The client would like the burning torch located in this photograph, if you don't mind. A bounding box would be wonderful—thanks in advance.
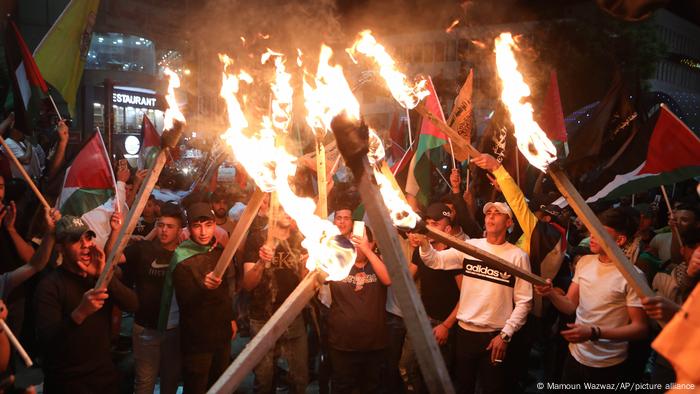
[95,69,186,289]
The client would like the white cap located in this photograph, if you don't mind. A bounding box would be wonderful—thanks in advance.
[483,202,513,219]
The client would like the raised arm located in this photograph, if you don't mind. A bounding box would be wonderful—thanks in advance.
[4,208,61,296]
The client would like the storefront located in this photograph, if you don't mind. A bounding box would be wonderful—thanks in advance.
[83,85,166,163]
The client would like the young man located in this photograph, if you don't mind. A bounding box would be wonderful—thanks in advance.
[242,209,308,393]
[535,207,649,386]
[123,203,184,394]
[34,215,138,393]
[649,203,699,265]
[414,203,463,364]
[414,202,532,394]
[162,202,236,393]
[133,195,159,237]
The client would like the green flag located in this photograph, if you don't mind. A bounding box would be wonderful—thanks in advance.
[157,239,214,331]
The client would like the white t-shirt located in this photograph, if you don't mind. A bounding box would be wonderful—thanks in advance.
[570,255,643,368]
[650,232,672,262]
[2,138,42,180]
[420,238,532,337]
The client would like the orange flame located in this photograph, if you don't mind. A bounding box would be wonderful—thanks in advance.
[262,49,293,133]
[348,30,429,109]
[303,45,360,133]
[446,19,460,33]
[163,68,186,130]
[494,33,556,172]
[219,51,355,280]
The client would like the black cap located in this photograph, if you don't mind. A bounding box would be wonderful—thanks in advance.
[539,204,562,217]
[186,202,215,224]
[425,202,451,222]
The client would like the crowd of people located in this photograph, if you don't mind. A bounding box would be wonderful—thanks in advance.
[0,112,698,394]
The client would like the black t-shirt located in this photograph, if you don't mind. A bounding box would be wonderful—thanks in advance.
[413,248,461,322]
[328,262,388,351]
[133,217,156,237]
[123,240,174,329]
[243,228,305,321]
[34,267,137,389]
[173,247,235,354]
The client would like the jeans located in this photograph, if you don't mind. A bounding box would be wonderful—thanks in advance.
[410,317,457,393]
[330,348,385,394]
[182,346,230,394]
[561,353,628,391]
[132,324,182,394]
[385,312,407,393]
[250,315,308,393]
[454,327,505,394]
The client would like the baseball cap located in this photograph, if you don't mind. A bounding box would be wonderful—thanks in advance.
[539,204,562,218]
[483,202,513,219]
[425,202,452,222]
[55,215,96,243]
[187,202,215,224]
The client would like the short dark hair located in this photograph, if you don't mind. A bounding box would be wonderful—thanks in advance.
[675,203,700,221]
[159,202,184,224]
[209,187,230,203]
[598,207,639,240]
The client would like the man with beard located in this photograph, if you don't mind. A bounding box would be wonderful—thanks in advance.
[35,215,138,393]
[123,203,184,394]
[211,188,236,235]
[243,208,308,393]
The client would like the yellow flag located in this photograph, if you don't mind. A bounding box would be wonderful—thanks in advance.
[33,0,100,117]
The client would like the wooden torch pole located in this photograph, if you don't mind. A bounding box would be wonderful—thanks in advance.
[315,134,328,218]
[95,121,184,289]
[331,115,455,394]
[548,164,653,298]
[211,189,266,279]
[208,270,327,393]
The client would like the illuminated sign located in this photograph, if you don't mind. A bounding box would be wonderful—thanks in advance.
[112,91,159,108]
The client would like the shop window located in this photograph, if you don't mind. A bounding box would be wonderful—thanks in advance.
[93,103,104,130]
[86,33,156,74]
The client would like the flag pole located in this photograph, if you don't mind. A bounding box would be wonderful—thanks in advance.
[0,136,51,210]
[405,107,413,147]
[0,319,32,367]
[447,138,457,169]
[96,127,120,214]
[661,185,684,248]
[47,94,64,122]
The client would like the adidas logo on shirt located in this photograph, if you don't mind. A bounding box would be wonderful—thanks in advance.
[462,259,515,287]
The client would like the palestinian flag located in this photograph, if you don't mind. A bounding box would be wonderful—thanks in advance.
[405,77,447,206]
[538,70,567,143]
[58,131,117,217]
[4,19,50,132]
[564,105,700,204]
[158,239,215,331]
[138,115,160,170]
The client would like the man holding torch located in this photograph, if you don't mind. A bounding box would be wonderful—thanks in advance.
[411,201,532,394]
[160,202,236,393]
[534,207,649,386]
